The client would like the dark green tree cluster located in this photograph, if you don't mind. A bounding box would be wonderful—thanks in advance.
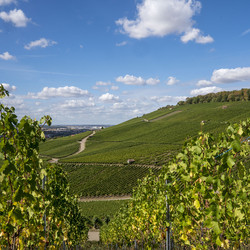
[178,88,250,105]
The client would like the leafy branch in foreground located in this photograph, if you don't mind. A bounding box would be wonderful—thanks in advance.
[0,85,88,248]
[101,119,249,249]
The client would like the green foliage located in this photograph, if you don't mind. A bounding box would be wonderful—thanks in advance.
[62,163,161,197]
[40,130,92,158]
[101,119,250,249]
[164,119,250,248]
[0,85,88,248]
[178,88,250,105]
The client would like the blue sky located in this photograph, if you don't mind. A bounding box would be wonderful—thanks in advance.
[0,0,250,125]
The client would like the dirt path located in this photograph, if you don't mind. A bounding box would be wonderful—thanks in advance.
[79,195,131,202]
[150,110,182,122]
[48,131,96,163]
[72,131,96,156]
[49,158,59,163]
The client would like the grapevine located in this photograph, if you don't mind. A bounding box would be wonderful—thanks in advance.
[101,119,250,249]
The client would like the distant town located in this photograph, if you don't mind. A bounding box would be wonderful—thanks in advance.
[42,125,112,138]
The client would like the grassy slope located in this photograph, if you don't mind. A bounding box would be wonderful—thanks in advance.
[40,130,92,158]
[61,102,250,165]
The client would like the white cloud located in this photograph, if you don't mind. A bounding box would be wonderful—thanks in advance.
[1,95,25,109]
[150,95,186,103]
[116,0,213,43]
[96,81,112,86]
[116,41,127,47]
[166,76,179,86]
[190,86,223,96]
[0,51,15,60]
[116,74,160,85]
[99,93,119,102]
[111,85,119,91]
[60,99,95,109]
[0,9,31,27]
[196,80,212,87]
[211,67,250,83]
[181,28,214,44]
[29,86,90,99]
[0,83,16,92]
[24,38,57,50]
[146,78,160,85]
[0,0,16,6]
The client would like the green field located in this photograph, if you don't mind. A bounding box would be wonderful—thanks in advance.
[62,163,161,197]
[61,102,250,165]
[40,130,92,158]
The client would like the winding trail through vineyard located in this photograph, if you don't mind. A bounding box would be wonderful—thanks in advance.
[48,131,96,163]
[73,131,96,155]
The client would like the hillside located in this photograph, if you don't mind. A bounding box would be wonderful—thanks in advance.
[61,101,250,166]
[38,101,250,199]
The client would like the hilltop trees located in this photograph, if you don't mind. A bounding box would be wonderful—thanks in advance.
[0,85,88,248]
[178,88,250,105]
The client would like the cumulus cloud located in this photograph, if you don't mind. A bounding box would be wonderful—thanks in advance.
[196,80,212,87]
[116,74,160,86]
[29,86,90,99]
[0,51,15,60]
[0,9,31,27]
[24,38,57,50]
[190,86,223,96]
[99,93,119,102]
[150,95,186,103]
[166,76,179,86]
[60,99,95,109]
[0,0,16,6]
[181,28,214,44]
[116,0,213,43]
[0,83,16,92]
[211,67,250,83]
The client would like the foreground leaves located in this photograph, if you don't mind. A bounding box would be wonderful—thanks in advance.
[0,85,88,248]
[101,119,250,249]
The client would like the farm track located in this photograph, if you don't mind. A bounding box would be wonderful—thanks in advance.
[79,195,131,202]
[48,131,95,164]
[59,162,162,169]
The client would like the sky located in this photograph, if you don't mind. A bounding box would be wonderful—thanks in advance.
[0,0,250,125]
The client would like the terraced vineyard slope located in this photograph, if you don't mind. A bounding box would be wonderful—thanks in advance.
[62,101,250,165]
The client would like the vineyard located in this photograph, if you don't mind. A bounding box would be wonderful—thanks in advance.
[61,101,250,165]
[1,82,249,248]
[40,130,92,158]
[101,119,250,249]
[62,163,161,197]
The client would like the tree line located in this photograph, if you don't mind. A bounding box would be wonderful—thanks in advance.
[178,88,250,105]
